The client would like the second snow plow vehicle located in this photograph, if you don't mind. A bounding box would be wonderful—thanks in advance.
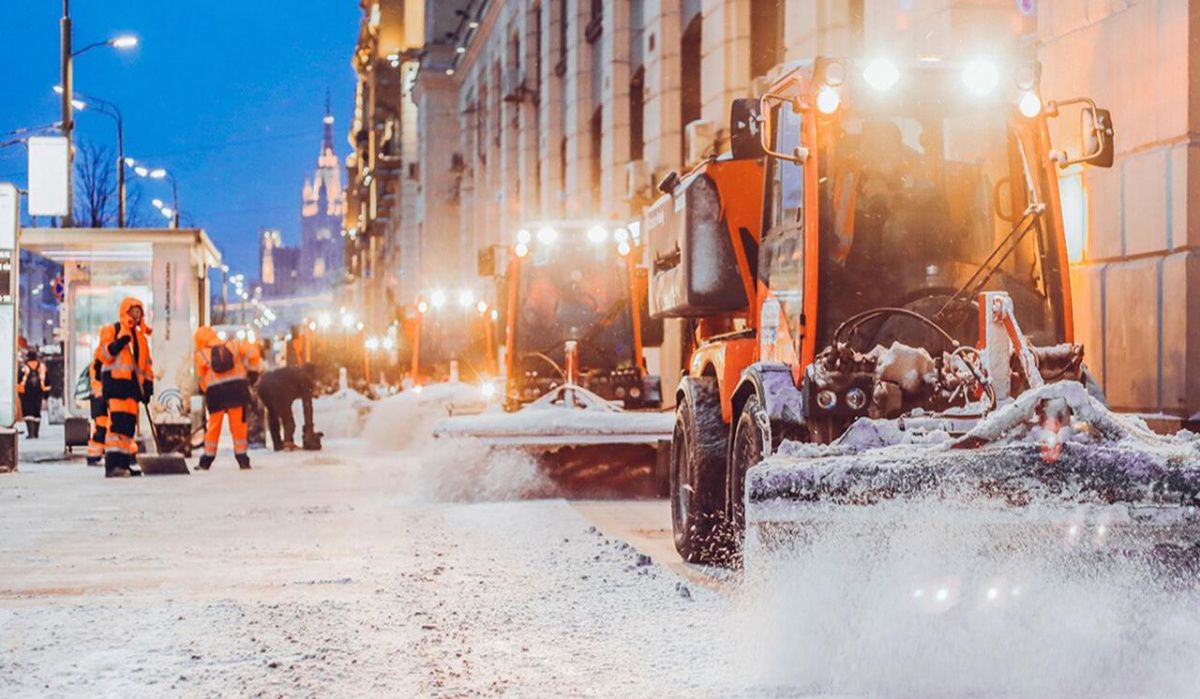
[435,220,673,495]
[649,57,1200,567]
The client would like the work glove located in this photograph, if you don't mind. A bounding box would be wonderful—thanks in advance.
[141,380,154,404]
[106,334,132,357]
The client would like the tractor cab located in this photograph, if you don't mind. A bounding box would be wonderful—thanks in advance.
[744,58,1112,368]
[503,220,662,410]
[405,287,496,386]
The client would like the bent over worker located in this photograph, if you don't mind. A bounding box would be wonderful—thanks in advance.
[194,326,252,470]
[98,297,154,478]
[254,365,316,451]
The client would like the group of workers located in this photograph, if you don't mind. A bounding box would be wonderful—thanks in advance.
[82,296,317,478]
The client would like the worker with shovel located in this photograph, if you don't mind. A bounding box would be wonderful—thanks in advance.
[194,326,253,470]
[98,298,154,478]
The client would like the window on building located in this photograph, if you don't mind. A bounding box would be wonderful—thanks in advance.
[533,3,543,82]
[591,106,602,208]
[557,0,568,74]
[586,0,603,42]
[750,0,784,80]
[559,136,568,200]
[680,15,702,163]
[630,67,645,161]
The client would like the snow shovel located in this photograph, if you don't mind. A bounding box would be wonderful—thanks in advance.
[136,417,190,475]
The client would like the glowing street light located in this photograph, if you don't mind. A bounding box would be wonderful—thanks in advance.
[430,289,448,308]
[127,157,180,228]
[317,313,332,329]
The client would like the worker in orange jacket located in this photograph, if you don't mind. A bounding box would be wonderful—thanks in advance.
[86,343,109,466]
[286,324,310,366]
[98,297,154,478]
[194,326,253,470]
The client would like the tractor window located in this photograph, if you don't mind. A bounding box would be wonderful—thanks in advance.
[760,102,806,354]
[815,105,1059,350]
[513,243,636,374]
[768,103,804,226]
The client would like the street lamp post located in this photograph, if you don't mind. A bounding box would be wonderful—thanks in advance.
[58,0,137,227]
[60,0,73,225]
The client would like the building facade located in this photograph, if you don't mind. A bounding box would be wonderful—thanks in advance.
[345,0,425,333]
[352,0,1198,422]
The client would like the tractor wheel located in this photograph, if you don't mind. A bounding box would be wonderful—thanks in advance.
[727,394,771,565]
[670,377,728,564]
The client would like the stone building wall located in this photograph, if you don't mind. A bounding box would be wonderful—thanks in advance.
[404,0,1198,419]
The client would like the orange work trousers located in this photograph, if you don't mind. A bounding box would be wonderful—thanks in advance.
[104,396,139,458]
[88,396,110,459]
[205,405,248,456]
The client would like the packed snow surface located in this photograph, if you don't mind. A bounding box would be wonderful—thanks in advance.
[5,386,1200,697]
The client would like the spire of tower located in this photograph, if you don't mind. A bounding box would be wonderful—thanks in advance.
[321,89,334,154]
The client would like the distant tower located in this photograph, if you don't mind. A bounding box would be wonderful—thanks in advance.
[259,228,282,287]
[300,93,345,283]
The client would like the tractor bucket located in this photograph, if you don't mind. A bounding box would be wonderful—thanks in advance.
[434,382,674,498]
[744,381,1200,580]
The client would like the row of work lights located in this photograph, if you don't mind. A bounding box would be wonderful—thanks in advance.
[813,57,1043,119]
[513,223,635,258]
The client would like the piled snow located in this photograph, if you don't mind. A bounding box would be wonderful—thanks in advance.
[734,380,1200,695]
[307,388,374,439]
[733,499,1200,697]
[360,382,488,452]
[359,384,551,502]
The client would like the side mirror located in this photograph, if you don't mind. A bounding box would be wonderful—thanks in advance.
[729,98,765,160]
[1047,98,1115,169]
[1082,107,1114,168]
[477,245,506,278]
[657,171,680,195]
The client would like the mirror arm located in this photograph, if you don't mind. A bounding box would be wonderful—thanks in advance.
[1045,96,1107,168]
[758,90,809,165]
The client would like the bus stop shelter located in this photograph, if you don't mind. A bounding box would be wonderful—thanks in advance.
[20,228,221,427]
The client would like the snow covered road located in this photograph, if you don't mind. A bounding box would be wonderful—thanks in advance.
[0,439,757,697]
[4,420,1200,697]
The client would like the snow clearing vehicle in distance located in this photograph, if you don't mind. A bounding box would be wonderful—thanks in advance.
[401,287,500,414]
[435,220,674,496]
[649,57,1200,569]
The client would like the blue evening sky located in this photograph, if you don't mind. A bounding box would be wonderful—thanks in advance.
[0,1,360,276]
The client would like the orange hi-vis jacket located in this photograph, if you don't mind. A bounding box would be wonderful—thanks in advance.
[194,327,252,412]
[89,344,105,398]
[98,297,154,403]
[243,340,263,378]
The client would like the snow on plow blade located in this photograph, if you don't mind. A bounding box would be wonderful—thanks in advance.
[745,382,1200,574]
[433,384,675,497]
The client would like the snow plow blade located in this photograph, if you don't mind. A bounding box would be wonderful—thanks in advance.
[745,382,1200,575]
[434,384,674,498]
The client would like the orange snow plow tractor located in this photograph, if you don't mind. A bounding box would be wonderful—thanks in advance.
[435,220,673,496]
[649,57,1200,569]
[403,288,498,380]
